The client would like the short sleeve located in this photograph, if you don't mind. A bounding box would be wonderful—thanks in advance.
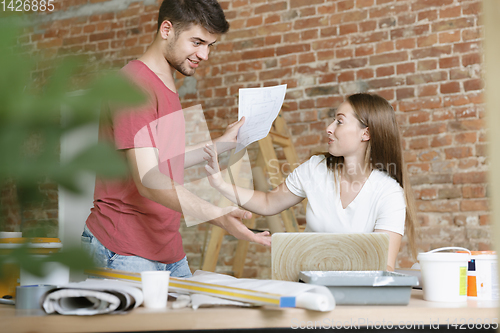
[112,99,158,150]
[285,161,311,198]
[374,186,406,235]
[110,62,160,150]
[285,156,326,198]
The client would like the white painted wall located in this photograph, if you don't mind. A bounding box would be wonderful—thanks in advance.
[59,122,98,281]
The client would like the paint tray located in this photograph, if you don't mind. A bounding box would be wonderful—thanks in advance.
[298,271,419,305]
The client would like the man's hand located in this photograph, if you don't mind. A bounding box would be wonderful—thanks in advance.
[212,206,271,247]
[218,116,245,145]
[184,117,246,169]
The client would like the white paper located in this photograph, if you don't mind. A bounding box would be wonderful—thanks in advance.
[187,270,335,312]
[236,84,287,152]
[42,279,143,315]
[190,294,252,310]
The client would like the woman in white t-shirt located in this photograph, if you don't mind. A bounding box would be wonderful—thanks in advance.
[204,93,417,271]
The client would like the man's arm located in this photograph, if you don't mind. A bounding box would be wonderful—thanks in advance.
[127,147,270,246]
[184,117,245,168]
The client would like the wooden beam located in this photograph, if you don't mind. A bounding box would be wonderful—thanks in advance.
[231,215,255,278]
[201,225,226,272]
[269,131,291,147]
[483,1,500,267]
[202,148,247,272]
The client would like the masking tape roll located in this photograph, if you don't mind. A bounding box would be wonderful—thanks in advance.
[15,285,57,310]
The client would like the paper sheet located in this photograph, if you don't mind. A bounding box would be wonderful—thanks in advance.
[190,294,253,310]
[236,84,287,152]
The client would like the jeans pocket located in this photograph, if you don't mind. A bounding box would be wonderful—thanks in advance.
[106,249,119,263]
[169,256,192,278]
[81,234,95,261]
[81,225,94,243]
[81,234,92,244]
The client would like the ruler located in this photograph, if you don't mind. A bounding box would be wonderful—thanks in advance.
[84,268,296,308]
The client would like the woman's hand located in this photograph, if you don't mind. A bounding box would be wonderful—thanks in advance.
[204,144,224,189]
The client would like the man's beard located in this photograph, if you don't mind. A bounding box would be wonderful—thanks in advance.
[170,60,196,76]
[165,40,196,76]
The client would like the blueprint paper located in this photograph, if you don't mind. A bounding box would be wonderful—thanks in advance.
[236,84,287,153]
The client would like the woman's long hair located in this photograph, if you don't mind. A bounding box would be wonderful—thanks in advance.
[324,93,417,258]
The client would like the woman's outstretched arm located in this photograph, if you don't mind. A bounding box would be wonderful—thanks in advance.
[204,144,304,216]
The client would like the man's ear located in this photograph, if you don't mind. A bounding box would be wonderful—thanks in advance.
[159,20,174,39]
[362,127,370,142]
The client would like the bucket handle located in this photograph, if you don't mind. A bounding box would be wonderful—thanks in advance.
[427,247,471,255]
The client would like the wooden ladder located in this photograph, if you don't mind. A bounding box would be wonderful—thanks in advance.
[201,112,303,277]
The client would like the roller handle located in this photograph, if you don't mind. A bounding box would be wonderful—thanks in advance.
[427,247,471,255]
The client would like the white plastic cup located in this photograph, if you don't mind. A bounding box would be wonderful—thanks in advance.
[417,247,471,302]
[140,271,170,309]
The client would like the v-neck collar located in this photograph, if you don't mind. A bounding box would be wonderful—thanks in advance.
[338,170,374,210]
[132,60,179,96]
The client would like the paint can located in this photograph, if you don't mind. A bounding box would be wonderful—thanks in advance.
[0,237,65,299]
[417,247,471,302]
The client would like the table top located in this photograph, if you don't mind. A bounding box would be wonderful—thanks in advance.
[2,290,498,332]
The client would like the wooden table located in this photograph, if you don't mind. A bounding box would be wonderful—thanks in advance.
[2,290,498,332]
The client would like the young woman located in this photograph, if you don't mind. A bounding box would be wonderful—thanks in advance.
[204,93,417,271]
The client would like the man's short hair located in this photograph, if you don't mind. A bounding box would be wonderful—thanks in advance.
[157,0,230,35]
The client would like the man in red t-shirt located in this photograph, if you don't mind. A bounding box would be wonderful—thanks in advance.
[82,0,271,277]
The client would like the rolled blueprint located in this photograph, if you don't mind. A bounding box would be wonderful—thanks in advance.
[296,292,330,312]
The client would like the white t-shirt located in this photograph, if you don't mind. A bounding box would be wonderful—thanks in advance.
[285,155,406,235]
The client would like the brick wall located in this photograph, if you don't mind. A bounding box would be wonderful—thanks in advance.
[4,0,487,277]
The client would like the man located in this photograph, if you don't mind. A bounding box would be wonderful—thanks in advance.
[82,0,270,278]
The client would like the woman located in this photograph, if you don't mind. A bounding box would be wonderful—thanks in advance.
[204,93,417,271]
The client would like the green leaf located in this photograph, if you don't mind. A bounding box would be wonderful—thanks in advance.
[47,247,95,272]
[43,57,82,101]
[64,142,128,178]
[88,72,147,105]
[0,246,96,279]
[7,243,46,277]
[49,171,81,194]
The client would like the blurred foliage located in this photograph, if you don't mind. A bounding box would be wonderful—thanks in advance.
[0,18,146,278]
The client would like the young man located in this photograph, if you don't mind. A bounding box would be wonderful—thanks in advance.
[82,0,270,278]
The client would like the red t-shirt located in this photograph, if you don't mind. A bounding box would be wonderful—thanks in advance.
[86,60,186,264]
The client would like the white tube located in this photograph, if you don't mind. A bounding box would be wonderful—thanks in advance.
[295,292,334,312]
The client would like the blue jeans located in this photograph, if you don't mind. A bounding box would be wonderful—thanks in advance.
[81,224,192,278]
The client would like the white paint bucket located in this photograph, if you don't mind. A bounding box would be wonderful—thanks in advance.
[417,247,471,302]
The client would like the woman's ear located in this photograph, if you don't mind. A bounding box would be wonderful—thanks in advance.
[362,127,370,142]
[159,20,174,40]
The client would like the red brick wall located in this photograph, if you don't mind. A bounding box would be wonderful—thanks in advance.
[5,0,487,277]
